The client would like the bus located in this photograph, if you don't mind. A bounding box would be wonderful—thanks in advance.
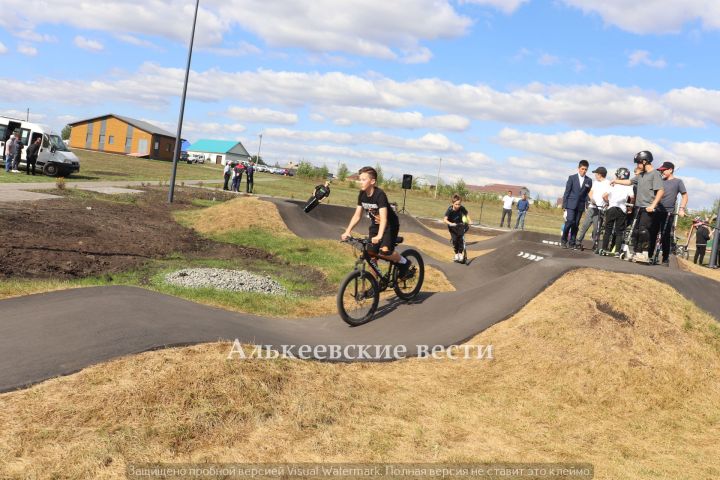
[1,116,81,177]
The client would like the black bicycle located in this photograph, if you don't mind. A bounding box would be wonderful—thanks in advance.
[337,236,424,326]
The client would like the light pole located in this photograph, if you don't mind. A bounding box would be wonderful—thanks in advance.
[709,201,720,268]
[434,157,442,199]
[256,133,263,164]
[168,0,200,203]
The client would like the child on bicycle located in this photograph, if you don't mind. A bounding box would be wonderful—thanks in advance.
[443,194,471,262]
[341,166,412,279]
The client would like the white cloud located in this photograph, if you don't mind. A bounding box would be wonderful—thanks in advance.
[74,36,104,52]
[538,53,560,66]
[18,44,37,56]
[13,30,57,43]
[0,0,470,61]
[318,106,470,131]
[461,0,530,14]
[0,42,7,54]
[561,0,720,34]
[201,41,261,57]
[115,34,161,50]
[263,127,462,153]
[225,106,298,125]
[0,109,45,121]
[5,64,720,129]
[628,50,666,68]
[669,141,720,171]
[495,128,671,166]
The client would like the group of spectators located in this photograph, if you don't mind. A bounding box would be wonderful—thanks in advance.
[499,190,530,230]
[560,151,706,266]
[3,131,41,176]
[223,161,255,193]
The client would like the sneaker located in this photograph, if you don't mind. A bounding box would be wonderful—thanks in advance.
[662,258,670,267]
[561,242,568,249]
[398,260,414,280]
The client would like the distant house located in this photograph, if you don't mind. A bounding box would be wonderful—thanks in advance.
[68,114,178,161]
[467,183,530,199]
[187,139,251,165]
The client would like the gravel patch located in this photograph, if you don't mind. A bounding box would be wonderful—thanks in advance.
[165,268,287,295]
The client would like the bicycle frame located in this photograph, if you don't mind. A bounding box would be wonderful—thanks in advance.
[348,238,397,292]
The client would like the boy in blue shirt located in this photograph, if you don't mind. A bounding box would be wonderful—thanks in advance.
[514,193,530,230]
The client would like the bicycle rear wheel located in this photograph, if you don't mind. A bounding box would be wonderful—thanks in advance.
[394,249,424,300]
[337,270,379,326]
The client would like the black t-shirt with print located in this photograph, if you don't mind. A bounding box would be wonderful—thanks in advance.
[357,187,399,232]
[445,205,468,225]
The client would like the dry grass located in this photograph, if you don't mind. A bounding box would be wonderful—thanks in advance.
[179,196,294,237]
[402,232,492,263]
[677,258,720,282]
[2,269,719,479]
[0,279,82,300]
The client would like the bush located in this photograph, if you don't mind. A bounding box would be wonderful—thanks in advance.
[337,163,349,181]
[296,161,330,180]
[56,177,66,190]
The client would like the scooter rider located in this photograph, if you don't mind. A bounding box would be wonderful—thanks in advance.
[611,151,664,263]
[656,161,688,265]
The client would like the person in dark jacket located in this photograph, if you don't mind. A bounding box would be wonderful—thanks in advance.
[694,218,712,265]
[25,137,41,176]
[245,162,255,193]
[11,137,24,173]
[561,160,593,248]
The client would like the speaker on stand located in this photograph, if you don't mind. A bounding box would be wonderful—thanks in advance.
[399,174,412,214]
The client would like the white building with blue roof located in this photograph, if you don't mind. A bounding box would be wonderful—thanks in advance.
[187,139,251,165]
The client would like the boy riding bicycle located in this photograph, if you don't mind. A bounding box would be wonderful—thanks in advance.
[443,194,471,262]
[341,166,413,279]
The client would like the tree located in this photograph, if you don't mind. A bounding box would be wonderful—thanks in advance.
[452,179,469,199]
[251,155,265,165]
[61,125,71,140]
[374,162,384,185]
[337,163,349,181]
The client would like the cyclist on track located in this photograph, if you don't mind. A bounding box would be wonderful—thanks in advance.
[341,166,412,279]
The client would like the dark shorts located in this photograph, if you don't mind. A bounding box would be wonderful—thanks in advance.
[368,224,400,256]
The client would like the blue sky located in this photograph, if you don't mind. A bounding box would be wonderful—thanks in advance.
[1,0,719,207]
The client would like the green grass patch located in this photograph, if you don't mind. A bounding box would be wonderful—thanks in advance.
[214,227,356,285]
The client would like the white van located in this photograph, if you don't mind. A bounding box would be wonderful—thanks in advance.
[0,116,81,177]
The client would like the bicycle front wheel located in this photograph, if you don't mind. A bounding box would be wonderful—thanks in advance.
[394,248,424,300]
[337,270,380,326]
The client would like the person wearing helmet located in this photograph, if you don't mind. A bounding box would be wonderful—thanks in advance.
[611,151,664,263]
[600,167,634,255]
[656,161,688,265]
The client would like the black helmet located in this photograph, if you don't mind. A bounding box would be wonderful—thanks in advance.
[634,150,653,163]
[615,167,630,180]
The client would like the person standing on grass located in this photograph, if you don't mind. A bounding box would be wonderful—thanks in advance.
[231,162,244,192]
[514,193,529,230]
[11,136,23,173]
[25,137,41,176]
[500,190,514,228]
[561,160,593,249]
[4,132,17,173]
[245,162,254,193]
[223,161,233,190]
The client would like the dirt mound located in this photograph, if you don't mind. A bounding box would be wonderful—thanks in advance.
[1,269,718,479]
[0,187,268,279]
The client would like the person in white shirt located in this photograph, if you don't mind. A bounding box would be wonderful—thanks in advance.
[576,167,611,250]
[600,167,635,256]
[500,190,514,228]
[4,133,17,173]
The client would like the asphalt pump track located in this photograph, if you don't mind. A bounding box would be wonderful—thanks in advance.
[1,198,718,392]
